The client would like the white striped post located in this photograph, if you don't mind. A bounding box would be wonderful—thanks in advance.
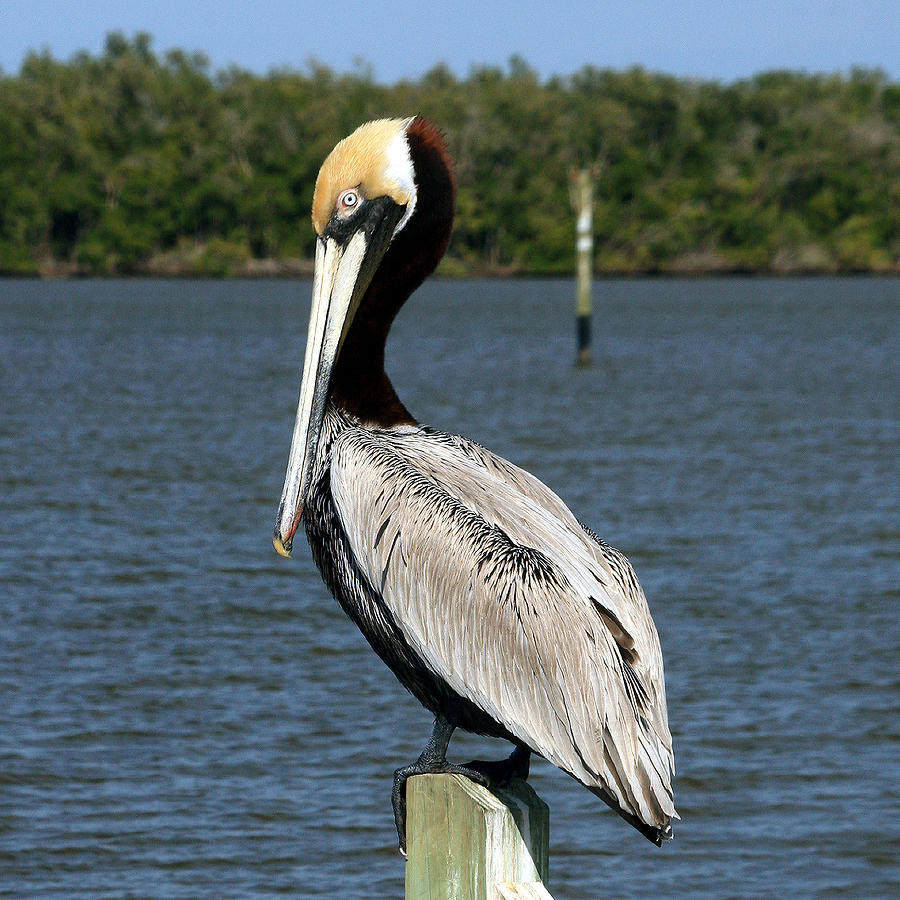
[570,167,596,367]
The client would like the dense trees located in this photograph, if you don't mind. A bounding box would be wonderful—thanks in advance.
[1,33,897,275]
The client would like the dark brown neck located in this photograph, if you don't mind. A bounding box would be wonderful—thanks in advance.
[330,118,456,427]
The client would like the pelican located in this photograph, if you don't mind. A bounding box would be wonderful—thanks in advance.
[274,117,676,853]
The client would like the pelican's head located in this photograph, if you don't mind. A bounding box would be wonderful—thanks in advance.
[311,117,418,242]
[274,118,421,557]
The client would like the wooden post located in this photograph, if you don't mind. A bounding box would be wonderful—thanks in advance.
[569,167,596,367]
[405,774,553,900]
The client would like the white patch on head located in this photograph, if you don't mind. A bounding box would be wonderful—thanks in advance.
[385,118,418,236]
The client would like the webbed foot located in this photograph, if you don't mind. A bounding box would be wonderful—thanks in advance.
[392,756,490,856]
[390,718,532,856]
[462,743,531,786]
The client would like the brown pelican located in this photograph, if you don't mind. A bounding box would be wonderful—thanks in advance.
[273,117,676,853]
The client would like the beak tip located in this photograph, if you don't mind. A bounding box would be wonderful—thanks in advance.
[274,504,302,559]
[273,533,292,558]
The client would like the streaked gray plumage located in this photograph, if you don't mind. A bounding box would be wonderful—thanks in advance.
[306,405,676,841]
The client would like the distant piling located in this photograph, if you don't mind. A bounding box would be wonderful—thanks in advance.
[569,167,596,367]
[404,774,553,900]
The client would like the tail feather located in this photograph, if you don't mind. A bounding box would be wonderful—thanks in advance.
[588,784,675,846]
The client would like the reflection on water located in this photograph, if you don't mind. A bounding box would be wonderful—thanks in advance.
[1,277,898,898]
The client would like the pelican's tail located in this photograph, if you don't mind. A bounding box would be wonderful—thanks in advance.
[588,784,676,846]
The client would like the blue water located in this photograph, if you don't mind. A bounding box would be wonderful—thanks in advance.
[1,277,898,898]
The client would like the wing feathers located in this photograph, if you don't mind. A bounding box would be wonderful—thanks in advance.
[328,425,675,830]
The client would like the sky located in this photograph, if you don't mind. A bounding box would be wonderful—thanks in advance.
[1,0,897,83]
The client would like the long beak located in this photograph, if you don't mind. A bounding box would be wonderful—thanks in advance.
[273,203,401,558]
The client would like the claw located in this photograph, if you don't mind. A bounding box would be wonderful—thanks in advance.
[393,759,491,854]
[392,715,507,855]
[390,717,533,855]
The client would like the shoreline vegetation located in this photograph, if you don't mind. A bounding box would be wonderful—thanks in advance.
[2,33,898,278]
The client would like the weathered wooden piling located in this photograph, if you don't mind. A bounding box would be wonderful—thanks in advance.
[569,167,596,367]
[405,774,553,900]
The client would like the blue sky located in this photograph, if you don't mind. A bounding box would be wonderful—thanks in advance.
[2,0,897,82]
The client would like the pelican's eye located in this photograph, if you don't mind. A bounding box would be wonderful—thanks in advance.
[337,189,362,216]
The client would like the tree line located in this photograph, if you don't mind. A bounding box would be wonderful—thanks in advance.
[1,32,898,276]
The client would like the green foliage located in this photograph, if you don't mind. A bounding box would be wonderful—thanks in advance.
[0,34,897,275]
[192,237,252,276]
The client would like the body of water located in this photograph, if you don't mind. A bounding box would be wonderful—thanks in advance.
[1,277,898,898]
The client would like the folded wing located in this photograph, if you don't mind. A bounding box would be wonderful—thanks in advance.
[329,425,676,833]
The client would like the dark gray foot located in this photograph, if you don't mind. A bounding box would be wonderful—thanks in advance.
[392,716,490,856]
[463,744,531,785]
[392,760,490,856]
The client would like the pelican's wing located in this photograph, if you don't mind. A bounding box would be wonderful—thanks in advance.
[329,425,676,832]
[393,426,673,753]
